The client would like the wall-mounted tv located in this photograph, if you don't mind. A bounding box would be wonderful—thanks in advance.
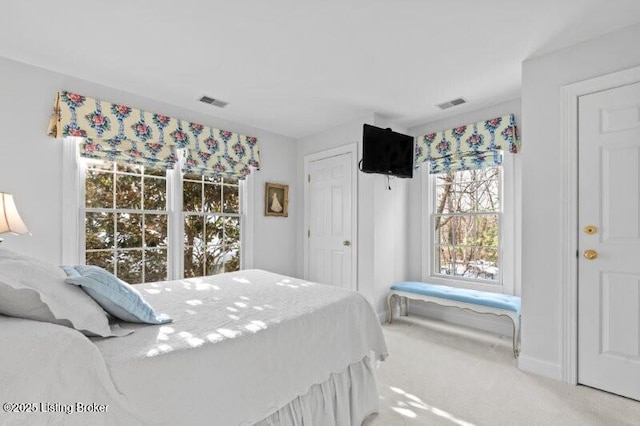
[360,124,414,178]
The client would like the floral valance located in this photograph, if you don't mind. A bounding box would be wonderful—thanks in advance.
[47,90,260,179]
[414,114,520,174]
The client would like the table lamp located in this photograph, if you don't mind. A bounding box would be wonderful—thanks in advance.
[0,192,30,244]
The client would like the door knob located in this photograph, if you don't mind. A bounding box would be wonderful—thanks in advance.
[343,240,351,247]
[583,249,598,260]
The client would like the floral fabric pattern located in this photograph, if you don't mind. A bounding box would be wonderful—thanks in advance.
[415,114,520,174]
[48,91,260,179]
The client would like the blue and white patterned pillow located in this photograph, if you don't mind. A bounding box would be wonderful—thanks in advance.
[62,265,172,325]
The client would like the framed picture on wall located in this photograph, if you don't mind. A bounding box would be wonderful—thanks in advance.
[265,183,289,217]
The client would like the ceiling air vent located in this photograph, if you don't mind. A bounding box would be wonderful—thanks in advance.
[199,95,228,108]
[436,97,467,110]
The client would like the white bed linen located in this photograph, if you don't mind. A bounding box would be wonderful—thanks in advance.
[93,269,388,425]
[0,316,144,426]
[256,356,379,425]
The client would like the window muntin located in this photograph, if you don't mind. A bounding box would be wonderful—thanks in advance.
[182,174,241,278]
[433,167,501,284]
[83,162,242,284]
[84,162,169,284]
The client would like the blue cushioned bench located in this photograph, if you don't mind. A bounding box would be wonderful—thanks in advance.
[388,282,521,357]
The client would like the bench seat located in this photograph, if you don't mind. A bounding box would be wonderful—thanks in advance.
[388,282,521,357]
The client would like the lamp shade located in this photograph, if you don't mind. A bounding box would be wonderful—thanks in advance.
[0,193,29,235]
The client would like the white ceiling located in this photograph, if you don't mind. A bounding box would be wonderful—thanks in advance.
[1,1,640,138]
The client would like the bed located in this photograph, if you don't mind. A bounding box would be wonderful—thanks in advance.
[0,267,388,426]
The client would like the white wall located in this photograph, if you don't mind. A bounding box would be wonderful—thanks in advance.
[520,22,640,380]
[0,57,298,276]
[250,135,298,276]
[295,114,410,318]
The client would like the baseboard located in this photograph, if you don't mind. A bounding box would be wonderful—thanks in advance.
[517,354,563,381]
[406,302,514,337]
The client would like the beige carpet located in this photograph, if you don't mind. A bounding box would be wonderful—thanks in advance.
[364,315,640,426]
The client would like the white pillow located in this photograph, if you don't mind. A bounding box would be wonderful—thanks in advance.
[63,265,172,325]
[0,248,130,337]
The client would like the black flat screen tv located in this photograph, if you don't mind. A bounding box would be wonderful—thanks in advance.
[360,124,414,178]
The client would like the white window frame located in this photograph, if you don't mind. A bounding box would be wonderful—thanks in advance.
[421,153,518,295]
[61,137,252,280]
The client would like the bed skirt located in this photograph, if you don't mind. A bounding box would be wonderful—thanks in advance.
[255,356,380,426]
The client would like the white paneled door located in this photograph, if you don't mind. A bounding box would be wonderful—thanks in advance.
[578,81,640,401]
[306,151,354,289]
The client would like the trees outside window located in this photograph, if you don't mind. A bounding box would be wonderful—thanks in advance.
[83,161,241,284]
[183,174,241,278]
[433,167,501,283]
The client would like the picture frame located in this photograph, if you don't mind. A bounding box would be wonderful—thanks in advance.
[265,182,289,217]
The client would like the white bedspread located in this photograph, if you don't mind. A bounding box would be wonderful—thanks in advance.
[93,269,388,425]
[0,316,144,426]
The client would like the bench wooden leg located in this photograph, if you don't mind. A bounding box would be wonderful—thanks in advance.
[388,295,410,323]
[513,317,521,358]
[509,316,521,358]
[511,321,517,358]
[387,293,395,324]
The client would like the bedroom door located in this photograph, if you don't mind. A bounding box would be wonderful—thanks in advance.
[578,81,640,401]
[305,148,356,290]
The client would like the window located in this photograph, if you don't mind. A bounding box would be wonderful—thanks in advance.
[423,154,517,295]
[84,162,169,283]
[82,159,242,284]
[431,167,502,285]
[183,174,241,278]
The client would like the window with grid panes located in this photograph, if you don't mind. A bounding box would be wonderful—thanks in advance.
[84,162,169,284]
[83,161,243,284]
[182,174,241,278]
[433,167,501,284]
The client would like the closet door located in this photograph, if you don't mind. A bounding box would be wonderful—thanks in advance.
[578,81,640,401]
